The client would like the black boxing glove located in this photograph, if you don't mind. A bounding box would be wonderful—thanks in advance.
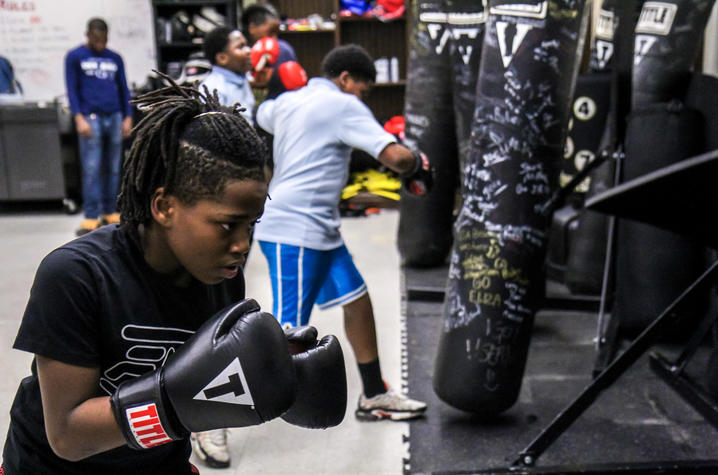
[111,299,297,449]
[282,327,347,429]
[402,151,433,196]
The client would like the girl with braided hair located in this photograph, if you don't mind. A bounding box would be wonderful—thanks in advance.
[2,76,268,474]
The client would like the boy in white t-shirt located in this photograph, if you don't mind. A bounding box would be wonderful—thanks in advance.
[255,44,432,421]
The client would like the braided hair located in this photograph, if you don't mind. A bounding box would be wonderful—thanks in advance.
[118,73,266,246]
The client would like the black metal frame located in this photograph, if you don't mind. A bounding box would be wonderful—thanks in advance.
[591,149,623,377]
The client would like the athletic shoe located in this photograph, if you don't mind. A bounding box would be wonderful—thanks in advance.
[191,429,231,468]
[75,218,100,236]
[101,213,121,225]
[355,388,427,421]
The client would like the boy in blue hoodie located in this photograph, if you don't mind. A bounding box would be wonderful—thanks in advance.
[65,18,133,236]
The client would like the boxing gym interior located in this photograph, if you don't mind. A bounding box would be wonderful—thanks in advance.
[2,1,718,474]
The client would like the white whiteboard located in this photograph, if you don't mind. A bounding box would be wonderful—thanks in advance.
[0,0,156,102]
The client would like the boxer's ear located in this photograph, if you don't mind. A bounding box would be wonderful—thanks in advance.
[150,187,176,228]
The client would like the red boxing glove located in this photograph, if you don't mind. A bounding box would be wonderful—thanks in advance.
[251,36,280,71]
[278,61,308,91]
[383,116,405,141]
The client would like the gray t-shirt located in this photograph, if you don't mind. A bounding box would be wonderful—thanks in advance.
[199,65,254,122]
[254,77,395,250]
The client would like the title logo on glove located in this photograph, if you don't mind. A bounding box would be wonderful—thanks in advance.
[125,403,172,449]
[193,357,255,406]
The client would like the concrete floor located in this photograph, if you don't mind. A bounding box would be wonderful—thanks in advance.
[0,206,409,474]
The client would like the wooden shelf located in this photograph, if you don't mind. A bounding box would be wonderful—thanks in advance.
[338,16,406,23]
[272,0,334,18]
[278,29,335,34]
[373,81,406,87]
[241,0,408,120]
[278,33,334,79]
[152,0,237,74]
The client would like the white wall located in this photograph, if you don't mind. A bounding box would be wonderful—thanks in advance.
[0,0,156,102]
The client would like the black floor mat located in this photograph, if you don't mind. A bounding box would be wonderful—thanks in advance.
[403,267,718,473]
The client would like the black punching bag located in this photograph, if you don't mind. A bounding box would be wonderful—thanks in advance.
[615,103,705,336]
[614,0,715,337]
[398,0,486,267]
[433,0,590,414]
[588,0,619,73]
[631,0,716,107]
[563,0,624,294]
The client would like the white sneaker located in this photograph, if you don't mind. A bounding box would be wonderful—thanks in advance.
[355,388,427,421]
[191,429,231,468]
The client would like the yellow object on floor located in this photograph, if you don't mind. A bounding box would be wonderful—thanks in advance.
[341,168,401,202]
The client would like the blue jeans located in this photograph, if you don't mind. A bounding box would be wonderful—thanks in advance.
[78,112,123,219]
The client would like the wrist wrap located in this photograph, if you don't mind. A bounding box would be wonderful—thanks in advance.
[110,370,188,450]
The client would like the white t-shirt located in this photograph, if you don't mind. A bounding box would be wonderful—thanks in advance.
[254,77,395,250]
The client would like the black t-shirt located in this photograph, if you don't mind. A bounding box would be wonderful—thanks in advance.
[2,225,246,475]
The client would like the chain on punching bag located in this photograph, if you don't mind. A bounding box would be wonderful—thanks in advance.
[398,0,486,268]
[433,0,590,414]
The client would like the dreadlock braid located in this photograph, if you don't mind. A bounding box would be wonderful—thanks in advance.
[118,73,266,246]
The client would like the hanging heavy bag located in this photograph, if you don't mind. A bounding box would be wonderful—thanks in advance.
[588,0,620,73]
[561,0,621,196]
[613,0,716,338]
[631,0,716,108]
[560,73,612,198]
[560,72,612,293]
[563,150,614,294]
[433,0,590,414]
[546,2,616,281]
[547,71,611,283]
[615,101,706,338]
[398,0,486,267]
[565,0,636,295]
[684,73,718,153]
[684,72,718,392]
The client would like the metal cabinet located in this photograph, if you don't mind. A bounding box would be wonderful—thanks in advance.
[0,104,65,202]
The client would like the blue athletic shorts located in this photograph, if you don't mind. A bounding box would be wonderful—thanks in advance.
[258,241,367,328]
